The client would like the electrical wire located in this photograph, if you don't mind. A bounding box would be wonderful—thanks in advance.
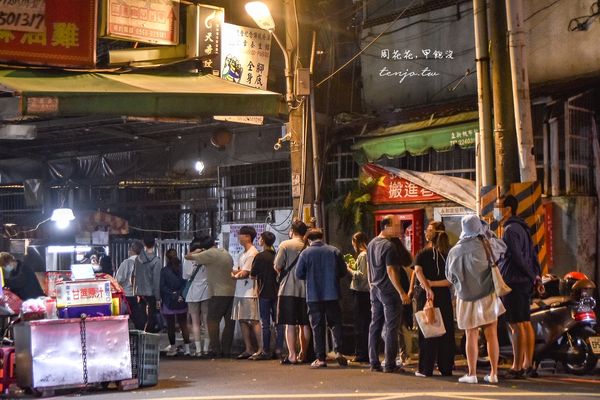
[4,218,51,238]
[316,0,419,88]
[525,0,562,22]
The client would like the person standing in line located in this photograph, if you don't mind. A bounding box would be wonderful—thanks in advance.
[275,220,311,365]
[115,240,145,330]
[184,239,212,357]
[133,236,162,333]
[231,226,262,359]
[296,228,348,368]
[347,232,371,363]
[498,195,542,379]
[160,249,191,356]
[413,221,455,377]
[367,215,411,373]
[185,235,236,358]
[389,236,414,366]
[250,231,284,360]
[446,215,505,384]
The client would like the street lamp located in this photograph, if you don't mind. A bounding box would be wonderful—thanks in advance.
[245,1,294,105]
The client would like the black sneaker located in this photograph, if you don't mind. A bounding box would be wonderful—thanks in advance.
[504,369,525,379]
[370,364,383,372]
[525,367,539,378]
[383,365,405,374]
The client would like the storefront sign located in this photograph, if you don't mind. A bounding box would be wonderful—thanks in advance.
[0,0,46,32]
[196,4,223,75]
[373,175,444,204]
[103,0,179,45]
[214,22,271,125]
[55,279,112,307]
[0,0,97,67]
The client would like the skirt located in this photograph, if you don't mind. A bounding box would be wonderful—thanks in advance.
[456,292,506,330]
[277,295,310,326]
[231,297,259,321]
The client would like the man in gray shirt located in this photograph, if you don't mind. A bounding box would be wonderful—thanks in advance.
[115,240,144,330]
[186,235,235,358]
[133,237,162,333]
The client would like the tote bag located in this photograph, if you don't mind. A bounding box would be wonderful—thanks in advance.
[415,300,446,338]
[480,237,512,297]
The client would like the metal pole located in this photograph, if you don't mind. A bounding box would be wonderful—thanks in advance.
[309,31,322,227]
[473,0,494,187]
[475,129,482,214]
[549,117,560,196]
[489,0,520,194]
[505,0,537,182]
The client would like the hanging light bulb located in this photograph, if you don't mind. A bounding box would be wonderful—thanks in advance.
[194,161,205,175]
[50,208,75,230]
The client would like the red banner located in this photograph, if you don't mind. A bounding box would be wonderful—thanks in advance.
[363,164,444,204]
[0,0,97,68]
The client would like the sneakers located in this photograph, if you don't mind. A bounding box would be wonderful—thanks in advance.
[525,367,539,378]
[183,344,191,356]
[310,359,327,368]
[414,371,427,378]
[458,374,478,384]
[166,346,178,357]
[484,374,498,384]
[162,344,173,353]
[335,353,348,367]
[370,364,382,372]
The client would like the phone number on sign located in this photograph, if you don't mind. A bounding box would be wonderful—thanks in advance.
[0,11,45,31]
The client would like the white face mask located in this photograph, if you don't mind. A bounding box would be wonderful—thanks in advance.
[4,262,15,273]
[493,208,504,221]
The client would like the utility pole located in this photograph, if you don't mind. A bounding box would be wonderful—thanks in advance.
[489,0,520,193]
[505,0,537,182]
[473,0,494,189]
[284,0,314,221]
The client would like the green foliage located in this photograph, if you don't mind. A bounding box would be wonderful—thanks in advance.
[334,174,378,233]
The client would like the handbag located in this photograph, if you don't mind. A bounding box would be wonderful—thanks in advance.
[415,300,446,338]
[181,263,202,300]
[276,249,304,285]
[480,237,512,297]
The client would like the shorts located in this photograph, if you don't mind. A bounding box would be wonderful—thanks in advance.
[231,297,259,321]
[501,290,531,323]
[277,296,309,326]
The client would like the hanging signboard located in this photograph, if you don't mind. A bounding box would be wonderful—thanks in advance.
[195,4,223,76]
[102,0,179,45]
[214,23,271,125]
[0,0,97,67]
[0,0,46,32]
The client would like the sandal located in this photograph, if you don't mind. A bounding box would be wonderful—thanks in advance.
[310,359,327,368]
[280,357,297,365]
[236,352,252,360]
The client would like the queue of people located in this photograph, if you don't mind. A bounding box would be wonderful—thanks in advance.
[109,194,543,383]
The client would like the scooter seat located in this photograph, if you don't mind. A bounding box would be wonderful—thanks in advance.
[531,296,571,312]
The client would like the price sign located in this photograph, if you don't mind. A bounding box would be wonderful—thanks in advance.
[0,0,46,32]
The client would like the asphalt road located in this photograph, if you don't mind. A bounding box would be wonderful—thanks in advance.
[35,355,600,400]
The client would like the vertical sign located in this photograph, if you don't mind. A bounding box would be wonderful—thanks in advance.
[215,23,272,125]
[197,4,223,76]
[0,0,97,68]
[103,0,180,45]
[0,0,46,32]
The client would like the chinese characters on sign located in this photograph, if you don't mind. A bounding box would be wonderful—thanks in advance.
[376,48,454,85]
[197,5,224,76]
[56,280,112,307]
[104,0,179,45]
[0,0,45,32]
[214,23,272,125]
[0,0,97,67]
[449,127,476,147]
[384,178,442,203]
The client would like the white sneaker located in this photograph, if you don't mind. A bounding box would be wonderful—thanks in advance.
[166,347,177,357]
[415,371,427,378]
[183,344,191,356]
[458,374,478,384]
[484,374,498,384]
[162,344,173,353]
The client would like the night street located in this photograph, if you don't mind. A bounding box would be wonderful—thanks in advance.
[44,356,600,400]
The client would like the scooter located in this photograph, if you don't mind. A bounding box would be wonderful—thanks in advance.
[462,273,600,375]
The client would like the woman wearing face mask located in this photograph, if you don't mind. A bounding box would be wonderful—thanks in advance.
[0,252,45,301]
[413,221,455,377]
[161,249,191,356]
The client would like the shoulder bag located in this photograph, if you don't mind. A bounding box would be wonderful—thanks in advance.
[480,237,512,297]
[182,263,202,300]
[276,249,303,285]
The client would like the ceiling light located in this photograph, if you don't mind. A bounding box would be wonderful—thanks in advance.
[194,161,205,175]
[50,208,75,230]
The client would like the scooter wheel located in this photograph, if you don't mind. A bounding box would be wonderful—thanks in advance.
[563,335,598,375]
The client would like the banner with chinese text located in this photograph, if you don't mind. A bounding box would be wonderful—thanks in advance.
[363,164,444,204]
[0,0,97,67]
[215,23,271,125]
[196,4,223,76]
[103,0,179,45]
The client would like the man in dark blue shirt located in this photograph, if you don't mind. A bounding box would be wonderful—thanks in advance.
[296,228,348,368]
[367,215,411,373]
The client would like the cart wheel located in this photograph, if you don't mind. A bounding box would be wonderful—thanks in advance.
[33,388,55,397]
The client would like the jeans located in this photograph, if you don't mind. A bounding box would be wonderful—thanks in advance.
[207,296,235,356]
[352,290,371,359]
[369,287,401,369]
[307,300,343,361]
[259,298,284,353]
[164,312,190,345]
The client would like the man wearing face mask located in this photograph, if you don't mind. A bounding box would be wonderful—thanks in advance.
[0,252,45,301]
[497,195,542,379]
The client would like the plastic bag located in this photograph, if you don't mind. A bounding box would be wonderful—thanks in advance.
[415,306,446,338]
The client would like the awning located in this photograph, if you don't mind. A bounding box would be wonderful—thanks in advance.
[352,115,479,163]
[364,164,477,210]
[0,69,285,118]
